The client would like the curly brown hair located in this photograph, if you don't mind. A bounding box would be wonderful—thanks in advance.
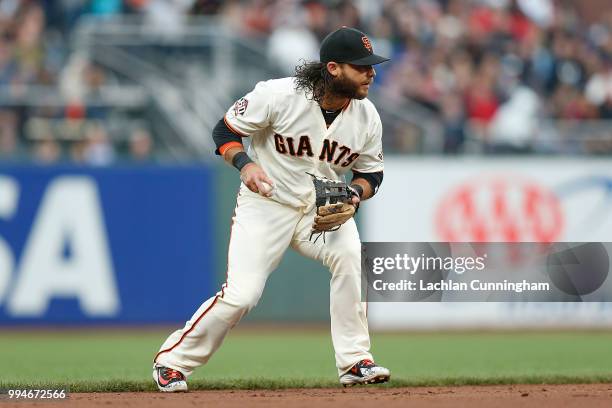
[293,60,335,104]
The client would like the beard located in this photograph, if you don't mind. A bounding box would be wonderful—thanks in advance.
[327,74,366,100]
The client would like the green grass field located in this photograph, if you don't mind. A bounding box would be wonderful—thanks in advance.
[1,329,611,391]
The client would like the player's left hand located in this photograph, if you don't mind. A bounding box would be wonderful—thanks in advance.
[312,202,356,232]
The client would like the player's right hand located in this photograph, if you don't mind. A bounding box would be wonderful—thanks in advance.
[240,163,275,197]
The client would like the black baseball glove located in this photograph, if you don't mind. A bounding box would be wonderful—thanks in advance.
[308,173,359,233]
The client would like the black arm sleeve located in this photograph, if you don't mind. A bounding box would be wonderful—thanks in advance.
[212,118,243,155]
[352,170,384,196]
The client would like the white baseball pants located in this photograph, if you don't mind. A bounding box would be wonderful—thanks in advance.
[154,188,372,376]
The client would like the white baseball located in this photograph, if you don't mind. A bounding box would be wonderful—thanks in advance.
[260,182,274,195]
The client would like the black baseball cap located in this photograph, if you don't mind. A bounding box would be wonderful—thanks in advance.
[320,27,390,66]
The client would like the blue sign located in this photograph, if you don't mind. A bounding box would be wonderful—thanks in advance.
[0,165,215,324]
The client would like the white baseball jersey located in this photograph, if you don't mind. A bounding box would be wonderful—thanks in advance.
[223,77,384,208]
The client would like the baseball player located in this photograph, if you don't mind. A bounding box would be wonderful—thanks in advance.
[153,27,390,391]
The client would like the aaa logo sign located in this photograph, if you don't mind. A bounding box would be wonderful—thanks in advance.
[435,176,564,242]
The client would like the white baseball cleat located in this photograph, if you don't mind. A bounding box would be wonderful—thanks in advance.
[340,359,391,387]
[152,363,188,392]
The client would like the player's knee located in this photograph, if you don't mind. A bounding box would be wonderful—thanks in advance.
[327,243,362,273]
[221,278,266,312]
[234,289,263,312]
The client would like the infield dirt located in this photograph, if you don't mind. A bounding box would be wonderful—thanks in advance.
[4,384,611,408]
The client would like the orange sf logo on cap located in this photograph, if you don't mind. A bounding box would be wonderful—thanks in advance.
[361,36,372,52]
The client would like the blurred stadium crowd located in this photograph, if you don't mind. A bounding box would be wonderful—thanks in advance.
[0,0,611,163]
